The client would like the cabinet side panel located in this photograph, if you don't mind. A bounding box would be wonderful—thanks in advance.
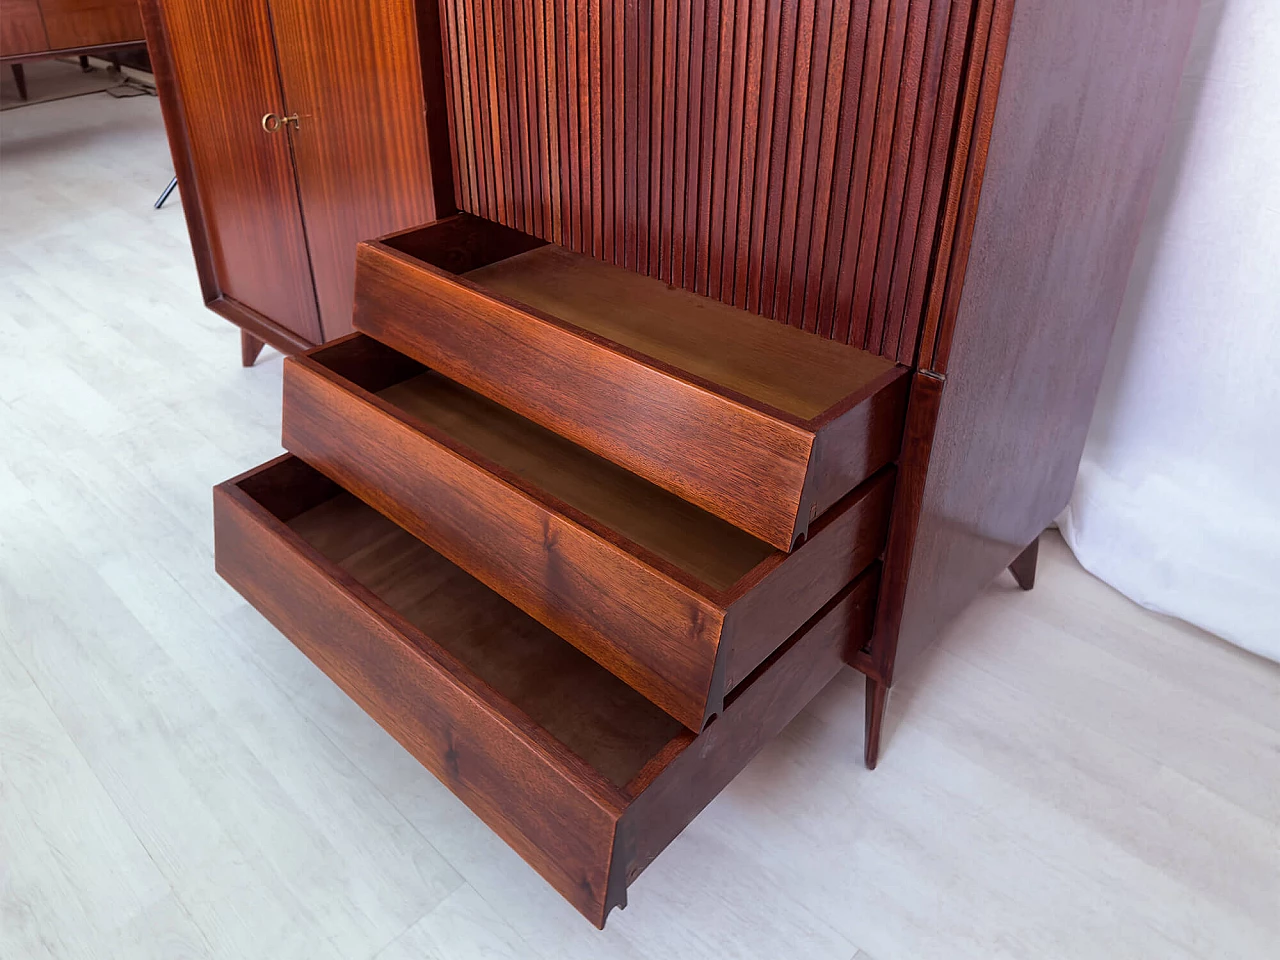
[140,0,217,305]
[893,0,1201,675]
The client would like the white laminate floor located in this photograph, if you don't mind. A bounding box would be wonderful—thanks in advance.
[1,89,1278,960]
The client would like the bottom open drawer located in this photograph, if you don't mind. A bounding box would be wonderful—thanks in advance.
[213,455,878,927]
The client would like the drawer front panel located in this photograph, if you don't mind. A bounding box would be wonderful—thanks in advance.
[355,240,816,550]
[283,337,895,730]
[214,455,879,927]
[213,463,628,923]
[723,472,893,690]
[283,354,724,731]
[620,569,879,883]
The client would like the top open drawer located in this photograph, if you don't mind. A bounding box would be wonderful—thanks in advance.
[354,214,910,550]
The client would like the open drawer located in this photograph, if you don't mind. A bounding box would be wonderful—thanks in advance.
[283,334,894,731]
[213,455,878,927]
[353,213,910,550]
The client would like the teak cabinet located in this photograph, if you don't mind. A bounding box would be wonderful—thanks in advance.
[142,0,453,360]
[198,0,1202,928]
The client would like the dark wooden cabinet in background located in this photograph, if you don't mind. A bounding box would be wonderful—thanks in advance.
[185,0,1200,929]
[40,0,142,50]
[2,0,143,62]
[2,0,145,103]
[1,0,54,57]
[142,0,451,361]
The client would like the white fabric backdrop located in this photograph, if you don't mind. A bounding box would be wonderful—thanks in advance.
[1059,0,1280,662]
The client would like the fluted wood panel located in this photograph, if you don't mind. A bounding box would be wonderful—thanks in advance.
[439,0,973,364]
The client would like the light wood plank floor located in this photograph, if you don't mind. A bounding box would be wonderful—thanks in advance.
[2,88,1277,960]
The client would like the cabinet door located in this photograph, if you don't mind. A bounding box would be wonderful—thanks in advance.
[1,0,49,56]
[158,0,322,343]
[269,0,438,338]
[40,0,144,50]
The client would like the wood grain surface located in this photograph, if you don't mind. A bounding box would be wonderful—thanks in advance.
[618,568,879,890]
[214,456,632,926]
[39,0,142,50]
[283,334,893,728]
[355,219,908,549]
[12,75,1274,960]
[466,244,899,420]
[150,0,322,343]
[438,0,965,364]
[891,0,1202,677]
[213,454,876,926]
[1,0,49,56]
[269,0,441,338]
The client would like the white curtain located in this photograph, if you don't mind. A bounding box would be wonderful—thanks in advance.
[1059,0,1280,662]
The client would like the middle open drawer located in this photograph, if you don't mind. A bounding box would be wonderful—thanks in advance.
[283,334,893,730]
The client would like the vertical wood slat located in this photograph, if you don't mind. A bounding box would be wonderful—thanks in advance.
[590,0,605,260]
[784,0,848,328]
[729,0,766,307]
[881,0,968,361]
[859,0,927,352]
[437,0,970,365]
[807,0,870,338]
[771,0,826,321]
[669,0,692,284]
[615,0,628,263]
[743,0,782,312]
[827,0,890,346]
[708,0,748,301]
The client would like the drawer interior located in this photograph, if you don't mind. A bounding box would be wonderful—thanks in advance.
[309,335,778,592]
[236,458,685,789]
[220,454,877,925]
[380,213,899,422]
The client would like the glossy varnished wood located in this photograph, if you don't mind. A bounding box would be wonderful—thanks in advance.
[354,215,909,550]
[239,330,265,368]
[268,0,442,339]
[618,566,879,886]
[142,0,451,353]
[147,0,322,344]
[138,0,217,310]
[38,0,142,50]
[11,96,1276,954]
[283,334,894,728]
[0,0,49,57]
[466,245,894,420]
[213,455,878,927]
[868,368,936,683]
[863,675,888,769]
[891,0,1201,676]
[439,0,965,364]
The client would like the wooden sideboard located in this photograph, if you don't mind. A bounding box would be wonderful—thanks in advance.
[2,0,145,101]
[197,0,1201,928]
[1,0,143,60]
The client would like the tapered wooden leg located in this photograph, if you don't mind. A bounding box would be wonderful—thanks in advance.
[864,676,889,770]
[240,330,265,367]
[11,64,28,101]
[1009,536,1040,591]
